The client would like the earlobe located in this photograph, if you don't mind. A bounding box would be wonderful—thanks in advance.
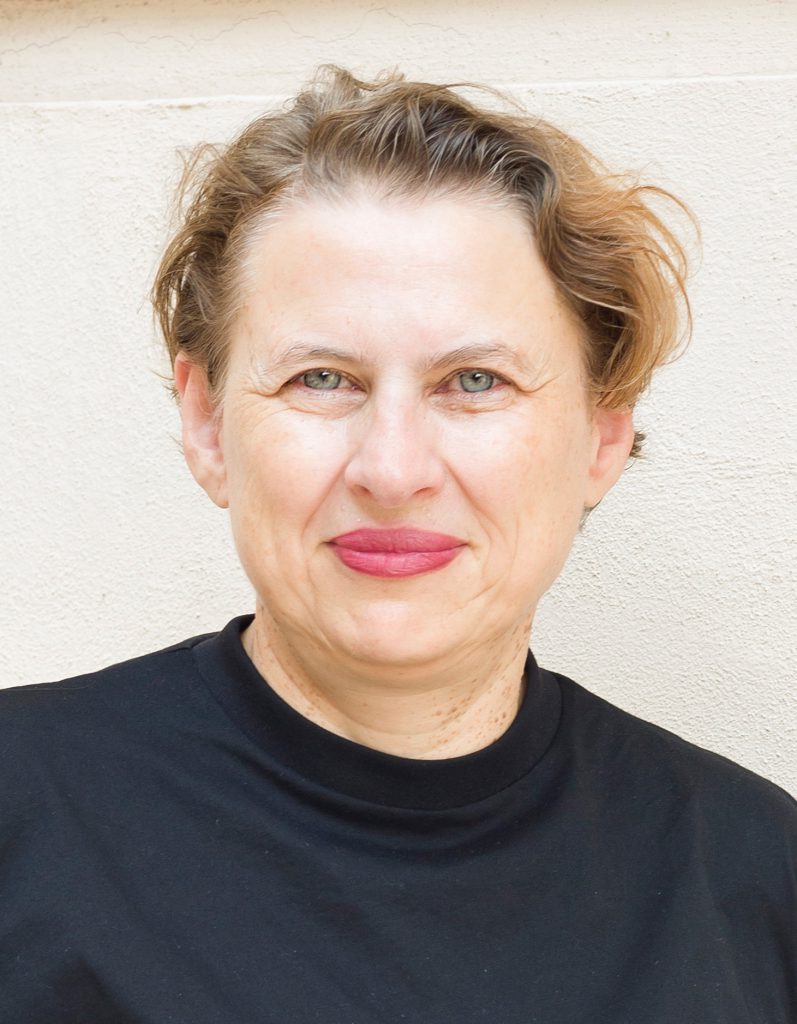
[585,406,636,509]
[173,353,229,509]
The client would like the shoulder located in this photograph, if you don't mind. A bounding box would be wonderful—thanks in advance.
[549,670,797,869]
[0,631,213,717]
[0,630,218,782]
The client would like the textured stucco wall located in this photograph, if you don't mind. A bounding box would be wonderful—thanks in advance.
[1,0,795,792]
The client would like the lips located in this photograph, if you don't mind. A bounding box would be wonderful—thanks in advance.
[329,528,466,552]
[328,528,466,578]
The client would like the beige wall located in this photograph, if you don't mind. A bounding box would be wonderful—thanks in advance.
[2,0,795,792]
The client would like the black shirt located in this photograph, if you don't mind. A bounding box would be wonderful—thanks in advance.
[1,615,795,1023]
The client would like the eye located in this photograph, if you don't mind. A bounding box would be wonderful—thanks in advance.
[446,370,504,394]
[287,367,507,397]
[294,369,351,391]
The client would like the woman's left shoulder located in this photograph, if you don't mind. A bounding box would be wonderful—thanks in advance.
[550,668,797,845]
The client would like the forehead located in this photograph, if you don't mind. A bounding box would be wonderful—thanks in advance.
[234,193,583,367]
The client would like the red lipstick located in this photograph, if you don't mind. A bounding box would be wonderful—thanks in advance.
[328,528,466,578]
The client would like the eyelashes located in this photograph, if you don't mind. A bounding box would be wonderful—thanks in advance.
[287,368,510,398]
[292,369,350,392]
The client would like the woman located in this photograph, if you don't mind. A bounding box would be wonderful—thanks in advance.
[2,66,794,1022]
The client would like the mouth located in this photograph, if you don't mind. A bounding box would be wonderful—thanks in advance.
[328,527,467,578]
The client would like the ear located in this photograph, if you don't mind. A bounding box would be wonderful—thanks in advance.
[584,405,636,509]
[173,353,229,509]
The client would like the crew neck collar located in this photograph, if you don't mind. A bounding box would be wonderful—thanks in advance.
[193,614,561,811]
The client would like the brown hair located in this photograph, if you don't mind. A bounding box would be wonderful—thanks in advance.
[152,65,698,459]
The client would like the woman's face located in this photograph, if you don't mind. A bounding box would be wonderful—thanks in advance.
[178,194,632,668]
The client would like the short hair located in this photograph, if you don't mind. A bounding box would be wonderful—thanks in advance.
[152,64,697,459]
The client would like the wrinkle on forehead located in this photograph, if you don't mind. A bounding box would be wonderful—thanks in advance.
[228,192,591,399]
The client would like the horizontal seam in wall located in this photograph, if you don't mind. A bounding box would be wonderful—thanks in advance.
[1,72,796,110]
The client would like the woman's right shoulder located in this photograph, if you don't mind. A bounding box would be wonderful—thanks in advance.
[0,631,216,770]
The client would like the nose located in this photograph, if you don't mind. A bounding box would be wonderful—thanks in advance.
[343,389,446,508]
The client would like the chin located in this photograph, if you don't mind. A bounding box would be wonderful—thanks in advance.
[332,604,457,667]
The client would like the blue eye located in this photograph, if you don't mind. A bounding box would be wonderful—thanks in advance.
[457,370,497,393]
[291,367,504,397]
[301,369,344,390]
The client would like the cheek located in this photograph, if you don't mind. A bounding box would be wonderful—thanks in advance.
[461,404,589,513]
[470,407,591,598]
[224,408,345,541]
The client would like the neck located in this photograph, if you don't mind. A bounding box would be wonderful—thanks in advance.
[241,604,533,759]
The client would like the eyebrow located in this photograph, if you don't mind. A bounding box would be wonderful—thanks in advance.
[260,341,536,377]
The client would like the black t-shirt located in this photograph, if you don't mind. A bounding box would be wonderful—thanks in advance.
[1,615,795,1023]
